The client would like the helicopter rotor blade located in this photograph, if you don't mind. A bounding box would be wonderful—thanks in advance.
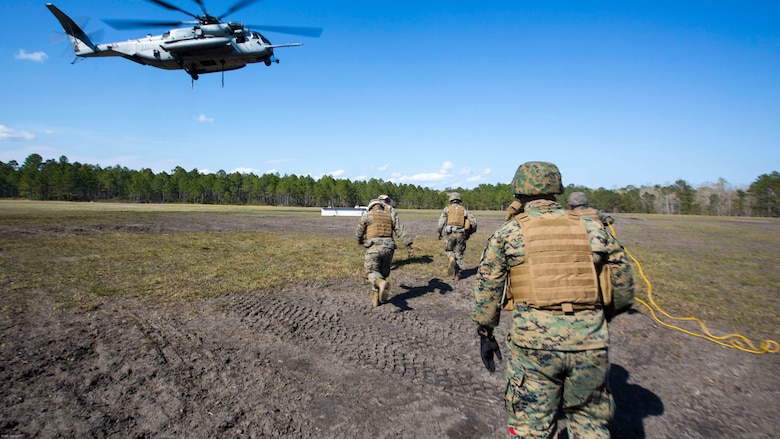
[218,0,264,21]
[188,0,209,16]
[103,19,189,30]
[248,24,323,38]
[143,0,200,20]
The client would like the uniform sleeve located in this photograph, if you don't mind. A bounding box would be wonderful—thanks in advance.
[437,207,448,235]
[392,211,413,248]
[605,233,635,311]
[472,232,507,329]
[466,210,477,233]
[582,217,634,314]
[356,216,368,244]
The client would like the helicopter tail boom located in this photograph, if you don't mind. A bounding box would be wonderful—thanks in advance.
[46,3,98,56]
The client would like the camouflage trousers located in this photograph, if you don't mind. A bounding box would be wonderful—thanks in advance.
[443,230,467,267]
[363,245,394,288]
[505,343,614,438]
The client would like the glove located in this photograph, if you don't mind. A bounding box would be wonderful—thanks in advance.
[478,326,502,373]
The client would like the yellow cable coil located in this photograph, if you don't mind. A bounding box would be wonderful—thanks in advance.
[607,222,779,355]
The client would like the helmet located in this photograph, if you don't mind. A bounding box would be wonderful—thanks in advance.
[378,194,390,202]
[449,192,462,203]
[367,199,383,211]
[511,161,563,196]
[567,191,589,208]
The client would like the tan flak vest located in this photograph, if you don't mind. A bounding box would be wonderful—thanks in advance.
[502,213,601,313]
[366,209,393,239]
[446,205,466,227]
[573,206,601,222]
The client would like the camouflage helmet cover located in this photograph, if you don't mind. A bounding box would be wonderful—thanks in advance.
[367,199,383,211]
[511,161,563,196]
[567,191,589,207]
[378,194,390,201]
[449,192,462,202]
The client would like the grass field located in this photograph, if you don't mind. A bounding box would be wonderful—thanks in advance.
[1,200,777,342]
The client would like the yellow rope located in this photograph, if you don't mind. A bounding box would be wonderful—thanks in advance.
[608,222,779,355]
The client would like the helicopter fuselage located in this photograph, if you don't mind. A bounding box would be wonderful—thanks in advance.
[92,24,296,75]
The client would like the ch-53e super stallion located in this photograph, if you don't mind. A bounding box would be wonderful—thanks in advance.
[46,0,322,84]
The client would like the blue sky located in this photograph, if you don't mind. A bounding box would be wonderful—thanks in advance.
[1,0,778,190]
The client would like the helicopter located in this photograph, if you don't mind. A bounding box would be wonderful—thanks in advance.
[46,0,322,83]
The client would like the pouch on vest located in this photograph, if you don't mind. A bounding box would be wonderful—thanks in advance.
[599,263,612,308]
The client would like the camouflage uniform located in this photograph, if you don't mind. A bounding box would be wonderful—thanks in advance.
[568,191,614,226]
[473,162,634,438]
[356,199,413,306]
[438,192,477,278]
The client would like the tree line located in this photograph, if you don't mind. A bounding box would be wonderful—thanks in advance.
[1,154,778,217]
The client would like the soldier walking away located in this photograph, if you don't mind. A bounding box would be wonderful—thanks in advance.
[437,192,477,280]
[473,162,635,438]
[567,191,615,226]
[356,198,414,307]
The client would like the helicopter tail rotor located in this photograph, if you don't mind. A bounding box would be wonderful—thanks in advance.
[46,3,99,54]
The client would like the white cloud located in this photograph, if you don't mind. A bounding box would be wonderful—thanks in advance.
[377,164,389,171]
[0,125,35,141]
[14,49,48,63]
[466,168,493,182]
[328,169,346,177]
[400,161,455,184]
[197,114,214,123]
[405,172,451,182]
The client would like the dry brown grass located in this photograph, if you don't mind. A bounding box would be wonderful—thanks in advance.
[1,201,777,341]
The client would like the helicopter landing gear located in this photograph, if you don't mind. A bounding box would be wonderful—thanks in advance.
[186,66,199,88]
[264,56,280,66]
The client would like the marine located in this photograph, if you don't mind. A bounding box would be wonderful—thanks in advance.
[437,192,477,280]
[473,161,635,438]
[356,198,414,307]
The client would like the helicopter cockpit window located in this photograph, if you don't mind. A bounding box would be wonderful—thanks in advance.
[251,32,261,40]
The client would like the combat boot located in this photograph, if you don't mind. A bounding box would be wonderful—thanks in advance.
[374,279,389,303]
[372,290,380,307]
[447,256,458,279]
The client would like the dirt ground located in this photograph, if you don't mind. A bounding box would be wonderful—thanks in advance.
[1,212,778,438]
